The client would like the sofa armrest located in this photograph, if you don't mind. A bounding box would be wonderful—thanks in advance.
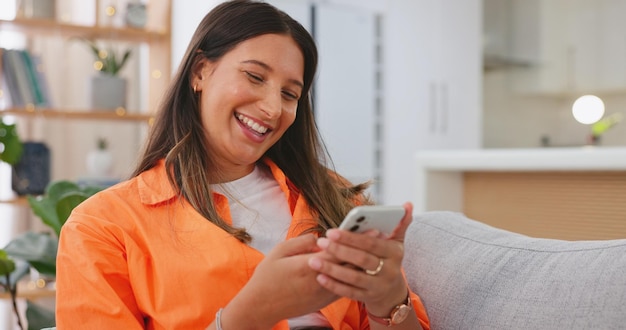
[403,211,626,329]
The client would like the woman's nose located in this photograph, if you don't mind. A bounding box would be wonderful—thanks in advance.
[258,89,282,119]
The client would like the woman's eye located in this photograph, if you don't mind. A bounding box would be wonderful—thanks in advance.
[245,71,263,83]
[282,91,299,101]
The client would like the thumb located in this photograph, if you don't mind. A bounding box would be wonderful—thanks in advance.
[389,202,414,241]
[267,234,319,259]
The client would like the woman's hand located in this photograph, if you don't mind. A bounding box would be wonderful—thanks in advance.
[220,234,338,329]
[308,202,414,316]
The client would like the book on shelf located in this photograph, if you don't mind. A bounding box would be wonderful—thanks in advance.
[29,53,53,107]
[1,48,24,107]
[6,49,35,107]
[0,48,52,109]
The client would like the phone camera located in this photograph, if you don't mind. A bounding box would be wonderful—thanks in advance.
[348,216,366,232]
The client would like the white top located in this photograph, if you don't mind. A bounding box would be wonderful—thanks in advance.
[211,165,332,328]
[211,165,292,255]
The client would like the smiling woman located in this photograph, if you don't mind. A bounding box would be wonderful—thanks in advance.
[54,1,430,329]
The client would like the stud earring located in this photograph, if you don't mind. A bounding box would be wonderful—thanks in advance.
[193,84,198,93]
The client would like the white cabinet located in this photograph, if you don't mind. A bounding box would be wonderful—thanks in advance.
[383,0,482,204]
[270,0,381,198]
[511,0,626,95]
[272,0,482,204]
[434,0,482,149]
[314,4,378,192]
[593,0,626,92]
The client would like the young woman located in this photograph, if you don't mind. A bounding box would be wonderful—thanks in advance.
[55,1,430,329]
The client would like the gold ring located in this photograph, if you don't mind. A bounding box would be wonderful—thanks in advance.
[365,258,384,276]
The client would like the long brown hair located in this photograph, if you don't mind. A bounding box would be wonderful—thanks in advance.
[133,0,370,242]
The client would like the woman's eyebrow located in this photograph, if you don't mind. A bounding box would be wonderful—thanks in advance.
[242,59,304,89]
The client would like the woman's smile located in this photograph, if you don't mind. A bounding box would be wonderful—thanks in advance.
[193,33,304,180]
[236,112,271,136]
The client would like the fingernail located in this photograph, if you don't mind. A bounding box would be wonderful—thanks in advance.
[316,274,328,285]
[317,237,330,249]
[309,257,322,270]
[326,229,340,240]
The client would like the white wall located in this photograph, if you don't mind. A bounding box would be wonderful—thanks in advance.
[171,1,222,73]
[483,70,626,148]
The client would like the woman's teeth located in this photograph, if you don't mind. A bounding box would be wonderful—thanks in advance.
[236,114,269,134]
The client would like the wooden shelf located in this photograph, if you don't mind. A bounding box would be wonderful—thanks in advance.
[0,281,55,301]
[0,196,28,205]
[0,18,168,43]
[1,108,153,123]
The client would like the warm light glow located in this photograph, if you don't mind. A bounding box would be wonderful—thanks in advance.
[94,61,104,71]
[572,95,605,124]
[105,6,116,17]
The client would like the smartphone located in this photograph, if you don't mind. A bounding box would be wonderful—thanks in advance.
[338,205,406,235]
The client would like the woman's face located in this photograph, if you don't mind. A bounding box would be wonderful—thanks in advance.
[193,34,304,181]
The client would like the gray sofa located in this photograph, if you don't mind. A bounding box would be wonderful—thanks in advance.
[403,211,626,329]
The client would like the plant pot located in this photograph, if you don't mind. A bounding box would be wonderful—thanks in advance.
[90,74,127,110]
[86,148,113,178]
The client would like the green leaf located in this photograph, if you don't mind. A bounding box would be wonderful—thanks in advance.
[0,120,23,165]
[4,232,58,276]
[27,180,99,236]
[81,39,132,75]
[0,259,31,288]
[26,301,56,330]
[0,250,16,276]
[55,193,90,230]
[27,195,60,236]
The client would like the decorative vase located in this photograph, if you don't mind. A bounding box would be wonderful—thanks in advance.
[90,74,127,110]
[86,138,113,178]
[11,141,51,195]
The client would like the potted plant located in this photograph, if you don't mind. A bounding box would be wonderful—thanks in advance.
[0,118,23,165]
[83,39,132,110]
[86,137,113,178]
[1,180,102,329]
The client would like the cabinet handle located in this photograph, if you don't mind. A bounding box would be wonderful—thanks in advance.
[429,82,437,133]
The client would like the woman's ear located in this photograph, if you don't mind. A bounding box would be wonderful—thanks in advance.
[191,54,210,92]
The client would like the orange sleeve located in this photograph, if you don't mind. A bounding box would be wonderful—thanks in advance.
[410,289,431,330]
[56,216,145,329]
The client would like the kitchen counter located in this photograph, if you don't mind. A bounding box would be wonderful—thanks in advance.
[414,147,626,240]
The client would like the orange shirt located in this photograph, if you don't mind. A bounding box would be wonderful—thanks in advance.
[56,159,430,329]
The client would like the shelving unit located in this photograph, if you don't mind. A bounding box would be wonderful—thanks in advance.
[0,0,171,115]
[0,4,172,317]
[0,0,171,180]
[0,1,171,220]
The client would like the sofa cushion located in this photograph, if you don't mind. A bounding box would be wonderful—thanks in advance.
[403,211,626,329]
